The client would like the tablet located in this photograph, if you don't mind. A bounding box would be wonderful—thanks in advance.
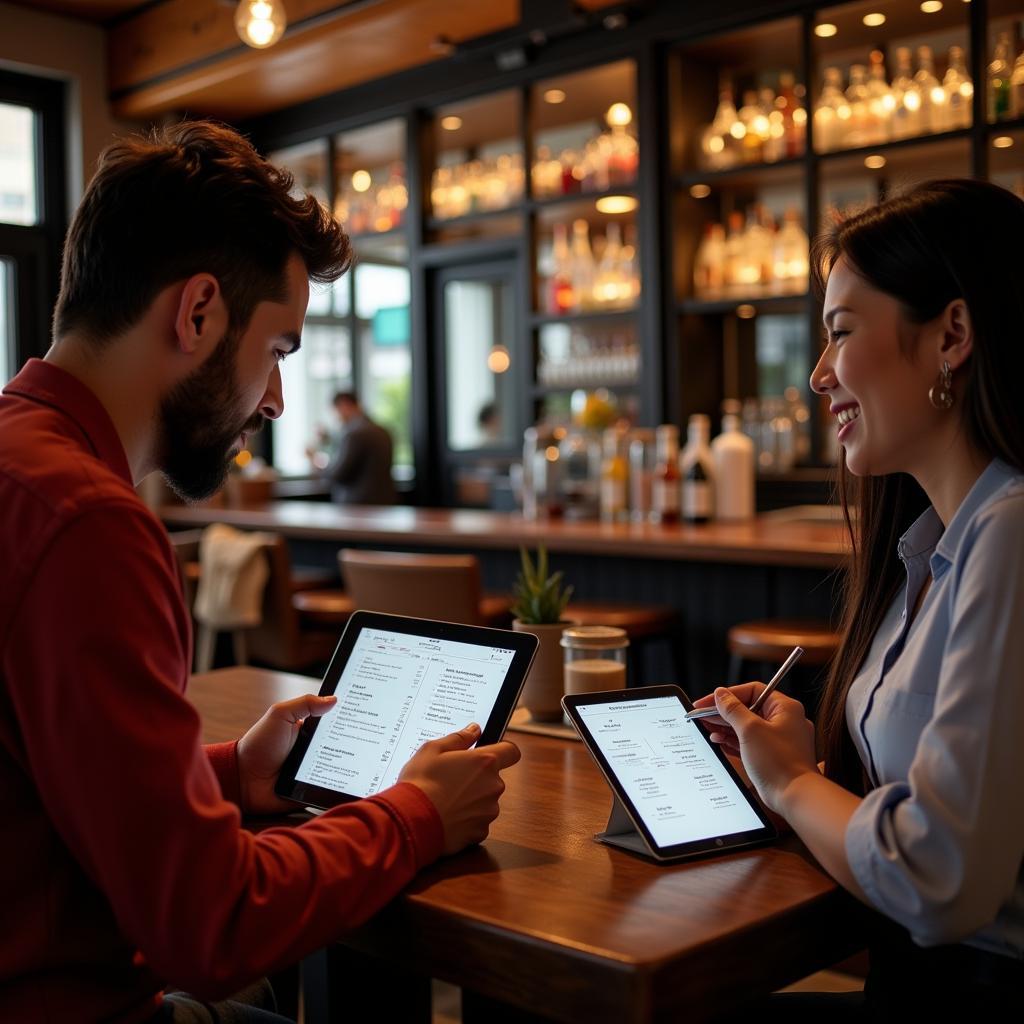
[275,610,538,810]
[562,686,776,862]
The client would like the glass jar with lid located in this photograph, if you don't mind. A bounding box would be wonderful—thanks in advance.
[560,625,629,707]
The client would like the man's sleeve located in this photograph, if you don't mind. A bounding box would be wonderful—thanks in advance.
[326,430,364,486]
[5,503,443,1000]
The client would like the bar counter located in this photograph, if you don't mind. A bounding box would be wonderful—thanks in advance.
[161,502,849,691]
[160,502,849,570]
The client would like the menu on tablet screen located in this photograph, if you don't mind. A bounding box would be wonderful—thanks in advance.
[295,627,516,798]
[577,695,763,848]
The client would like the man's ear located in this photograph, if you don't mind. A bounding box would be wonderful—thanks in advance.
[937,297,973,373]
[173,273,228,356]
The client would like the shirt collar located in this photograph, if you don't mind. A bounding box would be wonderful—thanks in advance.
[897,504,944,564]
[2,358,133,485]
[933,458,1020,569]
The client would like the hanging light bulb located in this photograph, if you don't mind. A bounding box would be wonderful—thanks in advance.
[235,0,287,49]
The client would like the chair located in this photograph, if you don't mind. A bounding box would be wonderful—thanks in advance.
[726,619,842,708]
[330,549,512,626]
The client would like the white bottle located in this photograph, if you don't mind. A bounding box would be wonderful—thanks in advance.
[679,414,715,523]
[711,413,755,520]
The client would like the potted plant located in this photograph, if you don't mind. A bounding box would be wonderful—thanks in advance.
[511,545,575,722]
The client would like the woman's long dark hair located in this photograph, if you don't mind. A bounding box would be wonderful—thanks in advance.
[813,179,1024,794]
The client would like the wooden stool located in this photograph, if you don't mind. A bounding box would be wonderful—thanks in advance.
[292,589,511,630]
[726,619,841,690]
[563,602,684,687]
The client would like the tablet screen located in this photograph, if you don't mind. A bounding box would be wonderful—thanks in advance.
[576,693,765,849]
[293,625,518,799]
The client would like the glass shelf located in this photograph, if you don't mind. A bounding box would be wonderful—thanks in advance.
[679,294,810,316]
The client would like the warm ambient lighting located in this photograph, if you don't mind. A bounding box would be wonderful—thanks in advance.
[864,154,887,169]
[351,169,372,192]
[920,0,943,12]
[235,0,286,49]
[606,102,633,127]
[487,345,511,374]
[814,23,838,38]
[544,88,567,104]
[736,304,757,319]
[595,194,638,214]
[689,183,712,199]
[440,115,463,131]
[993,135,1015,148]
[862,12,886,27]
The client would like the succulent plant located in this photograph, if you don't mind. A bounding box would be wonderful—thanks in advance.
[510,545,573,625]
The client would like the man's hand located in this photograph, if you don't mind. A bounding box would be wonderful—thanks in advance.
[398,724,521,855]
[236,694,337,815]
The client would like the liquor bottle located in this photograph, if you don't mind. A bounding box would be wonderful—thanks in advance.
[914,46,946,134]
[701,84,740,170]
[693,222,726,299]
[738,90,765,163]
[867,49,894,143]
[651,424,681,525]
[1011,46,1024,121]
[723,210,745,295]
[762,86,785,163]
[814,67,847,152]
[569,219,596,313]
[738,206,770,291]
[773,207,809,294]
[989,33,1013,122]
[711,412,755,521]
[628,429,656,523]
[944,46,974,130]
[776,72,804,158]
[549,223,574,315]
[845,64,872,149]
[593,223,624,308]
[619,224,640,305]
[680,415,715,524]
[600,427,629,523]
[891,47,922,140]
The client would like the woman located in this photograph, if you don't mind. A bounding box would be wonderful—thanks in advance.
[694,178,1024,1018]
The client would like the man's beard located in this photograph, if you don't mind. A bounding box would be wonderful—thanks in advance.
[156,328,265,502]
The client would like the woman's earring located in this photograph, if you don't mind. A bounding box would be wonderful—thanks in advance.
[928,360,954,410]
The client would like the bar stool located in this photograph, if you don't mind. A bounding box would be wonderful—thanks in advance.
[726,619,841,703]
[563,601,685,687]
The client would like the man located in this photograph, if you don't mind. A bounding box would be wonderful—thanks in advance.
[0,122,519,1022]
[324,390,397,505]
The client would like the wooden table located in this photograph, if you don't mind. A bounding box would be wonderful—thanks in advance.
[190,667,866,1023]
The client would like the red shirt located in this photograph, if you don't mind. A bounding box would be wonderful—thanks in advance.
[0,360,443,1023]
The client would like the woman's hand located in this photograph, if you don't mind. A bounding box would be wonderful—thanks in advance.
[695,684,819,815]
[236,694,337,815]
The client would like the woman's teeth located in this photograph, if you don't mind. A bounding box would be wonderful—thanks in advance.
[837,406,860,426]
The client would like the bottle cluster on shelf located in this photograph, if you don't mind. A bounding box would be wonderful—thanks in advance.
[430,154,526,220]
[541,219,640,314]
[531,104,639,198]
[698,72,807,170]
[693,206,809,300]
[334,163,408,234]
[520,414,761,524]
[814,45,972,153]
[537,328,639,387]
[989,31,1024,122]
[740,391,811,474]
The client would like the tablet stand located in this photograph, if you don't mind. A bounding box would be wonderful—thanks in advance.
[595,794,660,858]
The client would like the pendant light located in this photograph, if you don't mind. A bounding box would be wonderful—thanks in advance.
[235,0,287,49]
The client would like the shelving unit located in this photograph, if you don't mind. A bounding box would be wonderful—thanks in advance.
[252,0,1024,506]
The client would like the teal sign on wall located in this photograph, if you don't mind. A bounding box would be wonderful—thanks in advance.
[372,305,410,346]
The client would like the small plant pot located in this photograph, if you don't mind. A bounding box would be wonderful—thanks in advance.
[513,619,575,722]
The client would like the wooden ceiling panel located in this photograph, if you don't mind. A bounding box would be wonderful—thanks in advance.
[112,0,521,120]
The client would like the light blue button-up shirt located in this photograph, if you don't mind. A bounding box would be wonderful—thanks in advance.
[845,459,1024,958]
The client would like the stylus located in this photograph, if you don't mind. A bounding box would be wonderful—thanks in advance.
[684,645,805,721]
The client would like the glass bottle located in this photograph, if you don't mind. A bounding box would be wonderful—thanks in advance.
[1011,47,1024,121]
[891,47,922,140]
[944,46,974,130]
[609,124,638,186]
[569,219,595,313]
[702,84,740,170]
[680,414,715,524]
[694,222,726,299]
[711,412,755,521]
[723,210,745,296]
[651,424,681,525]
[738,90,764,163]
[845,65,871,149]
[738,206,770,292]
[989,32,1013,122]
[867,49,893,144]
[548,222,574,315]
[628,429,656,524]
[773,207,809,295]
[776,72,804,158]
[593,223,624,309]
[599,426,629,523]
[915,45,946,135]
[618,225,640,306]
[814,67,846,153]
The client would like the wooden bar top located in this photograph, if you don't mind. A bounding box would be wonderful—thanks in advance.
[162,502,850,569]
[190,667,865,1022]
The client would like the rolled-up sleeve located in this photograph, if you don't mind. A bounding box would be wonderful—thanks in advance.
[845,494,1024,946]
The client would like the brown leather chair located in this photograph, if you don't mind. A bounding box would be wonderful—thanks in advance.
[332,548,511,626]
